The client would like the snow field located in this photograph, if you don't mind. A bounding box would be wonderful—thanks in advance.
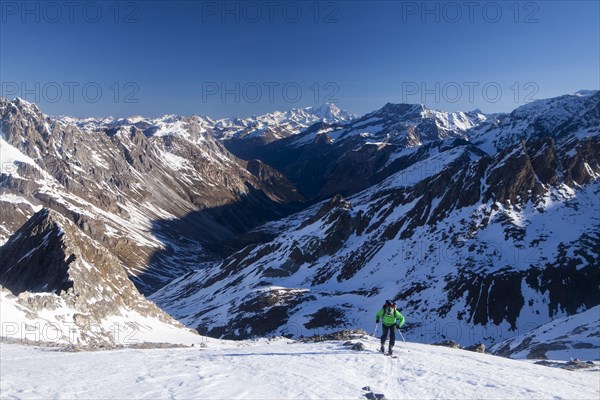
[1,336,598,400]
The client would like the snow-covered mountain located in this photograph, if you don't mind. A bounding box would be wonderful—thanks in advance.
[152,91,600,348]
[213,103,353,139]
[0,97,305,294]
[212,103,354,158]
[237,103,491,199]
[322,102,488,146]
[53,103,355,162]
[471,90,599,154]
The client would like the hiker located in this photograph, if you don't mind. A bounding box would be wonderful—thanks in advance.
[375,299,405,355]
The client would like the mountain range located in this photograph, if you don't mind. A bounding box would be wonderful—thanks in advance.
[1,91,598,354]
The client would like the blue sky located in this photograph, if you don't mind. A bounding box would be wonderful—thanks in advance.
[1,1,598,118]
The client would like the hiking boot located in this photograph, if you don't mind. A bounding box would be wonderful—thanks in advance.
[388,347,393,356]
[379,345,385,353]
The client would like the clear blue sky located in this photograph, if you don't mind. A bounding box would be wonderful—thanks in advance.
[1,1,598,118]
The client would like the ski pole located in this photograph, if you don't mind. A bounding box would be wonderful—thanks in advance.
[397,327,406,342]
[396,327,409,352]
[371,323,378,338]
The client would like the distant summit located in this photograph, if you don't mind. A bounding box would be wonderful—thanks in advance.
[304,103,355,123]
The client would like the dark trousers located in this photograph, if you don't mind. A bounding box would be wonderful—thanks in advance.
[380,324,396,348]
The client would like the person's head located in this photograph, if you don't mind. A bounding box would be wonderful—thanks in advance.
[385,299,396,308]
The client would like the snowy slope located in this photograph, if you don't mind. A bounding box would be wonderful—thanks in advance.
[0,287,200,347]
[153,178,600,346]
[1,337,598,399]
[491,306,600,361]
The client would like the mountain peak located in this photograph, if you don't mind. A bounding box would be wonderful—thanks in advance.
[1,97,43,116]
[573,89,598,97]
[303,103,354,122]
[378,102,425,116]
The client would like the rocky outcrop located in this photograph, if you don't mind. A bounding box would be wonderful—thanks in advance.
[0,208,197,347]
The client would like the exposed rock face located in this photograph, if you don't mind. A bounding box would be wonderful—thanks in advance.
[152,92,600,346]
[0,211,72,294]
[0,209,197,347]
[2,209,135,310]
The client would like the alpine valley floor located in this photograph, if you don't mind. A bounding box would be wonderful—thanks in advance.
[0,337,598,400]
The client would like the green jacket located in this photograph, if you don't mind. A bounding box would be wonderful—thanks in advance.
[376,307,405,327]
